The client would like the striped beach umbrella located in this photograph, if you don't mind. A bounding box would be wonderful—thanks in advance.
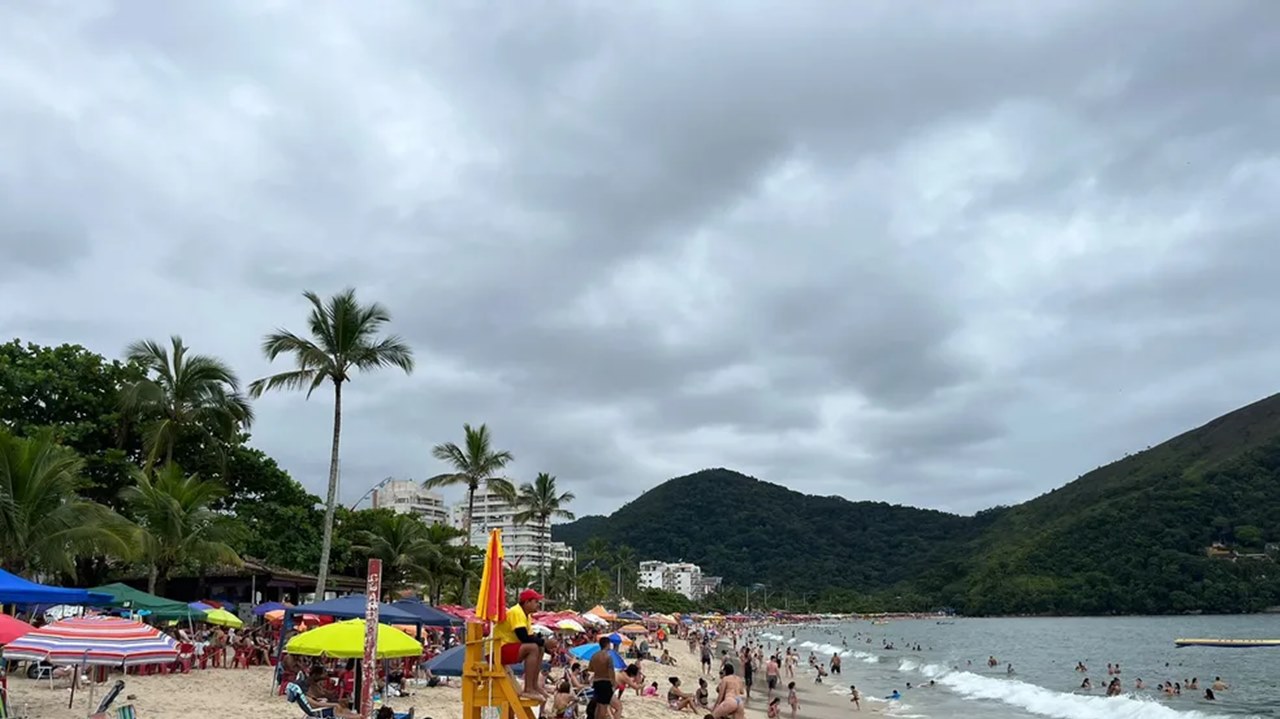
[2,615,178,667]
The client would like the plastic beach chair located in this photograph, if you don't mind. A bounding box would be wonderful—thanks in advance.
[285,682,336,718]
[94,680,126,715]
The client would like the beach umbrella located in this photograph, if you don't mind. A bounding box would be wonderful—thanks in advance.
[264,609,285,622]
[2,616,178,667]
[531,624,554,636]
[0,613,34,644]
[253,601,287,616]
[425,644,531,677]
[615,609,644,622]
[607,632,623,645]
[568,642,626,669]
[475,528,507,624]
[203,608,243,628]
[580,612,608,627]
[617,623,647,635]
[556,619,585,633]
[285,619,422,659]
[585,605,615,622]
[188,601,214,613]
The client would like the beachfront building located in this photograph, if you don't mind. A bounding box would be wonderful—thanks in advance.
[451,487,575,571]
[638,560,706,600]
[371,479,450,526]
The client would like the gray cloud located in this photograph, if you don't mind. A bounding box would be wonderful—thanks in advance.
[1,0,1278,519]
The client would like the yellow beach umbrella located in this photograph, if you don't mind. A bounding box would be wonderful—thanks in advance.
[204,608,243,628]
[285,619,422,659]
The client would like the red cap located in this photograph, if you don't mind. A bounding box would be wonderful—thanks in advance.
[519,589,544,603]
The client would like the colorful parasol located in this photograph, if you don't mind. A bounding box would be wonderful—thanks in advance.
[475,528,506,624]
[617,623,648,635]
[202,608,243,628]
[285,619,422,659]
[0,613,34,644]
[2,616,177,667]
[556,619,585,633]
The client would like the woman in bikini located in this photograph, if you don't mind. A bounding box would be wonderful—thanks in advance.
[710,665,746,719]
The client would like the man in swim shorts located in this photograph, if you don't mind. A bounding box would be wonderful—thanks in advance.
[586,637,616,719]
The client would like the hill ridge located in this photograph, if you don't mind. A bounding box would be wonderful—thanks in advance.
[554,393,1280,614]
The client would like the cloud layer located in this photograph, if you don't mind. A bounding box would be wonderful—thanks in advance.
[3,1,1279,515]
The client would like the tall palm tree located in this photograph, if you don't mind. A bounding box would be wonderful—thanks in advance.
[248,288,415,599]
[612,544,638,599]
[512,473,575,594]
[119,336,254,468]
[0,429,130,577]
[120,463,241,594]
[421,522,467,605]
[424,423,514,541]
[352,513,442,598]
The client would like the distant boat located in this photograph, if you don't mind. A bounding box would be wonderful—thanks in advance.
[1175,638,1280,648]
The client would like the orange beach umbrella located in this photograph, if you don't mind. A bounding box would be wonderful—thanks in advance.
[475,528,506,624]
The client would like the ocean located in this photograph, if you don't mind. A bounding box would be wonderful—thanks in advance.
[758,615,1278,719]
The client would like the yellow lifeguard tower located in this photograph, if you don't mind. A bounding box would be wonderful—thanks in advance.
[459,622,541,719]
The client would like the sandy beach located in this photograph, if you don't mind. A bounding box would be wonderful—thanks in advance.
[4,628,877,719]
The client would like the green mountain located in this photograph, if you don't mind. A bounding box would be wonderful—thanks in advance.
[554,394,1280,615]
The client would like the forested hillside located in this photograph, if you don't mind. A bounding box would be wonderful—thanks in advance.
[556,394,1280,614]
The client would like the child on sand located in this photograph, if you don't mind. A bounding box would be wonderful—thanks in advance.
[787,681,799,719]
[767,697,781,718]
[849,685,861,711]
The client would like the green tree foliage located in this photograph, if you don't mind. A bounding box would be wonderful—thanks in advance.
[249,288,415,599]
[633,587,698,614]
[119,336,253,468]
[0,340,145,507]
[0,428,131,577]
[119,463,242,594]
[558,392,1280,616]
[351,512,448,598]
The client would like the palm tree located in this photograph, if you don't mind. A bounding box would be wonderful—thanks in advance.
[424,423,515,599]
[506,565,535,601]
[545,560,575,605]
[512,473,575,594]
[613,544,638,598]
[119,463,241,594]
[0,429,130,577]
[421,523,467,605]
[582,537,612,569]
[248,288,414,599]
[352,513,442,598]
[119,336,254,468]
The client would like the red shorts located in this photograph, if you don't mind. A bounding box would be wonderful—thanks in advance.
[500,642,525,665]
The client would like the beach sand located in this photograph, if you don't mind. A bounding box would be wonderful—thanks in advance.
[4,630,873,719]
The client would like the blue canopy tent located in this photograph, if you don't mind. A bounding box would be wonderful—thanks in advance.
[0,568,113,606]
[390,600,464,627]
[615,609,644,622]
[275,596,425,668]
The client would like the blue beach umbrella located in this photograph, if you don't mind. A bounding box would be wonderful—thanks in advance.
[607,632,623,646]
[425,645,542,677]
[189,602,214,613]
[569,643,626,669]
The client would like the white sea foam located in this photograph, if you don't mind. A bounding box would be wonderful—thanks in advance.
[901,662,1236,719]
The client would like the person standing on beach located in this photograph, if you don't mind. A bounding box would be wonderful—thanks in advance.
[849,685,861,711]
[741,647,755,699]
[765,655,780,698]
[786,681,799,719]
[701,642,713,675]
[585,637,617,719]
[831,653,841,675]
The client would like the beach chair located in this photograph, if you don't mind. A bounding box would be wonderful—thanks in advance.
[284,682,336,718]
[89,706,135,719]
[93,680,126,715]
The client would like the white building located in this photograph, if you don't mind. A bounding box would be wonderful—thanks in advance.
[638,560,705,600]
[451,487,575,571]
[371,479,450,526]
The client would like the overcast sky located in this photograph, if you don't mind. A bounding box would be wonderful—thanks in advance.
[3,1,1278,518]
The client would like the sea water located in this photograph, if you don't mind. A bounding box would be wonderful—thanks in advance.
[760,616,1278,719]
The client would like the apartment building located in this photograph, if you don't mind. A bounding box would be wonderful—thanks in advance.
[638,560,705,600]
[370,479,450,526]
[451,487,575,571]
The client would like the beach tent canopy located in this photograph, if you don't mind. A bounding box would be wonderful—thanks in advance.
[0,569,113,606]
[391,600,465,627]
[615,609,644,621]
[89,583,199,620]
[585,605,615,621]
[425,644,533,677]
[284,596,420,625]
